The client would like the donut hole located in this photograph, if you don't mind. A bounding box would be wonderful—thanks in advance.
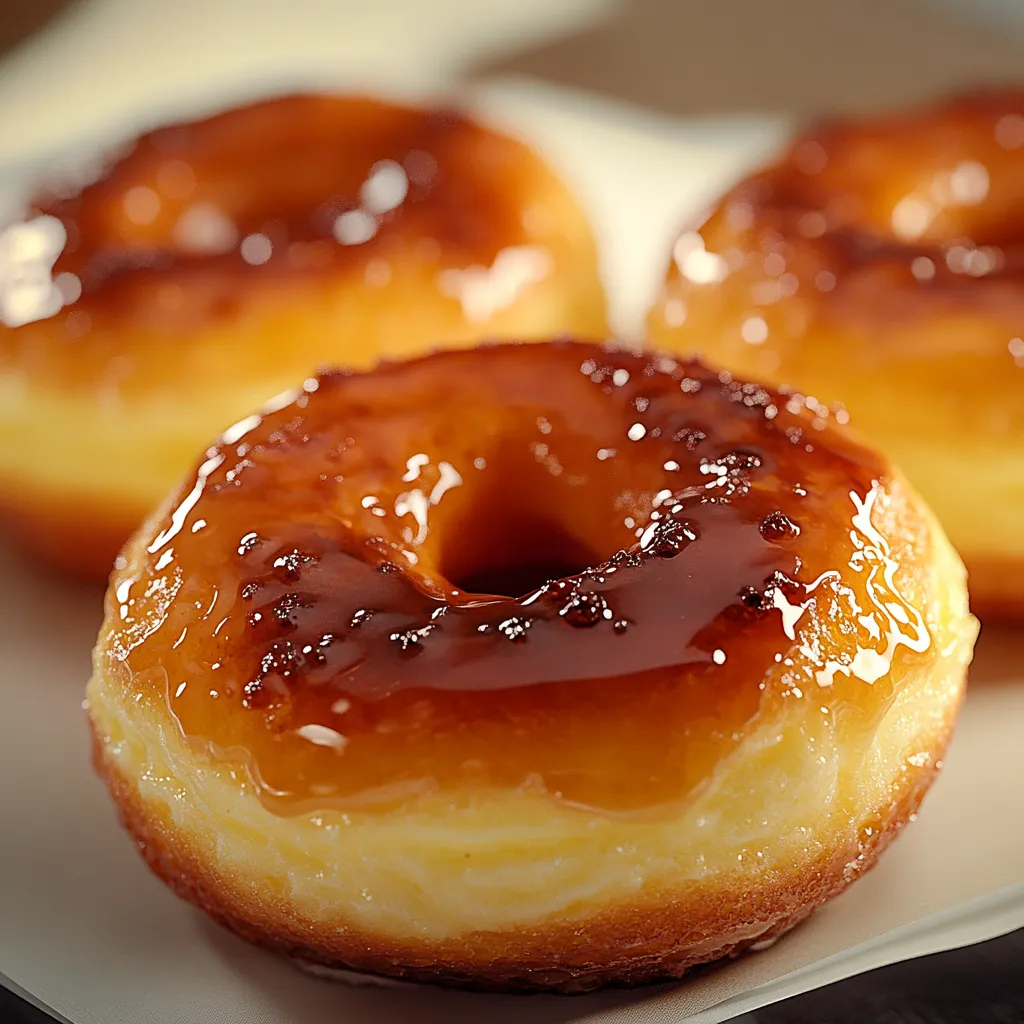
[441,514,601,599]
[431,445,632,599]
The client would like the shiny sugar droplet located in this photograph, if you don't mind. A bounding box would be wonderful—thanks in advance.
[560,591,608,627]
[760,511,800,542]
[644,518,699,558]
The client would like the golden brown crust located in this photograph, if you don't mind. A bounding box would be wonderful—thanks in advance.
[90,696,952,993]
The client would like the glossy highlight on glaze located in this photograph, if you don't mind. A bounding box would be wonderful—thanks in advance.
[0,93,588,391]
[654,89,1024,351]
[666,91,1024,318]
[107,341,929,816]
[2,97,513,325]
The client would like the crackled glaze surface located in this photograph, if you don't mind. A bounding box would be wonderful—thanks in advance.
[103,341,932,815]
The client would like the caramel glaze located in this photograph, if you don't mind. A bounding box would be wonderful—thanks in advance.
[0,94,544,393]
[107,340,928,817]
[662,90,1024,352]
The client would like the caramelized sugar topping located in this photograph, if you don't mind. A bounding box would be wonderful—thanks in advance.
[0,94,545,383]
[107,341,928,816]
[676,90,1024,320]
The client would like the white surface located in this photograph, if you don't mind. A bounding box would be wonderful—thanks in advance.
[0,2,1023,1022]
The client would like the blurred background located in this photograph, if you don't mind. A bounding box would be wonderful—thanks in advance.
[2,0,1024,161]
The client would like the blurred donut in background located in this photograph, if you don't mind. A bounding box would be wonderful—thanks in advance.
[648,90,1024,619]
[0,93,606,578]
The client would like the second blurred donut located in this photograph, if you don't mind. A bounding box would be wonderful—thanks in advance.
[648,91,1024,619]
[0,93,606,577]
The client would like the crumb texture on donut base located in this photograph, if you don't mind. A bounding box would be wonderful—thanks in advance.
[647,90,1024,619]
[86,343,975,992]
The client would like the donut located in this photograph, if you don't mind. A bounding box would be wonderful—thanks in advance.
[86,339,976,991]
[647,90,1024,619]
[0,93,604,578]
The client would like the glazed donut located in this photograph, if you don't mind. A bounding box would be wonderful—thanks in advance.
[648,90,1024,618]
[0,93,604,577]
[87,339,975,992]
